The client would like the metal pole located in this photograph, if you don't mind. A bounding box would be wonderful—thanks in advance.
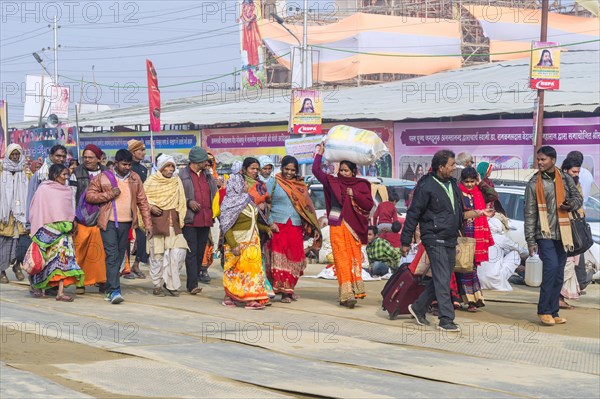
[302,0,308,90]
[53,16,58,84]
[300,0,309,176]
[38,67,46,128]
[535,0,548,152]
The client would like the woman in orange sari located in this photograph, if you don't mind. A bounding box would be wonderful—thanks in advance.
[312,146,374,308]
[266,156,321,302]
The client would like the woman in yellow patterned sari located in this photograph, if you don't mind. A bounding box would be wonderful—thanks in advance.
[219,173,270,309]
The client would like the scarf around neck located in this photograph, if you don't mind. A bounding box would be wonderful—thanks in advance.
[36,157,54,182]
[219,174,254,234]
[324,172,373,244]
[29,180,75,236]
[459,182,494,263]
[144,171,187,228]
[536,167,574,251]
[274,173,322,249]
[0,145,28,225]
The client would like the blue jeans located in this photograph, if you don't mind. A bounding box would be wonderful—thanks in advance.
[365,261,390,276]
[537,239,567,316]
[100,221,132,295]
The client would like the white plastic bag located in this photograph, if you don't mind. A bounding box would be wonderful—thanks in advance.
[322,125,388,166]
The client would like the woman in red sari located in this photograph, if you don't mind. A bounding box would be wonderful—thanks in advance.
[312,146,374,308]
[266,156,320,303]
[457,167,495,312]
[240,0,262,67]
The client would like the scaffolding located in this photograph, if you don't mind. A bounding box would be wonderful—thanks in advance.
[264,0,595,88]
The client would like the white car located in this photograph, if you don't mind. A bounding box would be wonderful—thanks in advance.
[308,177,416,220]
[495,185,600,267]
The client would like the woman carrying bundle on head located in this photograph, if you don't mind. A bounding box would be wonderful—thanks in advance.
[312,145,374,308]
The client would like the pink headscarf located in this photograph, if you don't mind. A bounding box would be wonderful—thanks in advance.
[29,180,75,236]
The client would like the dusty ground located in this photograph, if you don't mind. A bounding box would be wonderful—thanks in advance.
[1,260,599,398]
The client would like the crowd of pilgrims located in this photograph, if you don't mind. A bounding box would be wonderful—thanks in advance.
[0,141,590,323]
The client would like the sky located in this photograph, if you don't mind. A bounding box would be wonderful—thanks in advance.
[0,0,255,125]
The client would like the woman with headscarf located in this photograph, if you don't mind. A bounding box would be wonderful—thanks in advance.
[0,144,28,283]
[143,154,189,297]
[266,156,321,303]
[312,146,374,308]
[457,167,495,312]
[219,173,270,309]
[476,161,505,215]
[26,164,84,301]
[241,157,274,297]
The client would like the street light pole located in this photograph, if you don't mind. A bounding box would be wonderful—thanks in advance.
[535,0,549,152]
[302,0,308,90]
[273,5,311,175]
[33,52,54,128]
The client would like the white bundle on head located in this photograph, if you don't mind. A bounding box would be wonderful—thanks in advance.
[322,125,388,166]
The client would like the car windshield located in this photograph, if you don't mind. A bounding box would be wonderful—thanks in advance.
[310,188,327,211]
[390,186,415,213]
[584,193,600,223]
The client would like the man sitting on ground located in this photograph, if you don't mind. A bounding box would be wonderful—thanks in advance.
[365,226,403,277]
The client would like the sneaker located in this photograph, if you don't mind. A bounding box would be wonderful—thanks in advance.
[104,292,111,301]
[408,304,430,326]
[198,270,211,284]
[109,291,125,304]
[437,322,461,332]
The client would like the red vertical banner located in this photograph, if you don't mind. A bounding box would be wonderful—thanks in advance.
[146,59,161,132]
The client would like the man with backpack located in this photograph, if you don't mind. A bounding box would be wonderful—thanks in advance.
[86,149,153,304]
[69,144,108,295]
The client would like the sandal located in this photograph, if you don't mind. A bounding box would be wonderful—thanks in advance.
[30,288,46,299]
[290,293,299,301]
[222,297,236,308]
[340,299,357,309]
[281,296,292,304]
[163,284,180,297]
[559,301,575,310]
[245,301,265,310]
[133,270,147,279]
[56,294,74,302]
[467,304,478,313]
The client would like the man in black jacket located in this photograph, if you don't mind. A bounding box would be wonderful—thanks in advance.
[401,150,464,332]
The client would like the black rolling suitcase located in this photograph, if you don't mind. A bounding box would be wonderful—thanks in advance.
[381,263,426,320]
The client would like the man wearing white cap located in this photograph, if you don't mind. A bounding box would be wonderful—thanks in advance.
[143,154,189,297]
[258,155,275,184]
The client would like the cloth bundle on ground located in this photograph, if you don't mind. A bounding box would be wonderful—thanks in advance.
[322,125,388,166]
[478,217,527,291]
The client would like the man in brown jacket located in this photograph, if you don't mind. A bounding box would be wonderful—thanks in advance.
[86,149,152,304]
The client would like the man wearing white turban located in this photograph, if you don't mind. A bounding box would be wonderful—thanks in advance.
[143,154,189,297]
[0,144,28,283]
[258,155,275,184]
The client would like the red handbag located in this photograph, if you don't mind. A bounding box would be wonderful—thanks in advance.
[22,241,45,275]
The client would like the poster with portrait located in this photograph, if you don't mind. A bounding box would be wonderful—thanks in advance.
[0,100,7,159]
[290,89,322,134]
[50,86,70,119]
[239,0,265,91]
[9,125,78,163]
[530,41,560,90]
